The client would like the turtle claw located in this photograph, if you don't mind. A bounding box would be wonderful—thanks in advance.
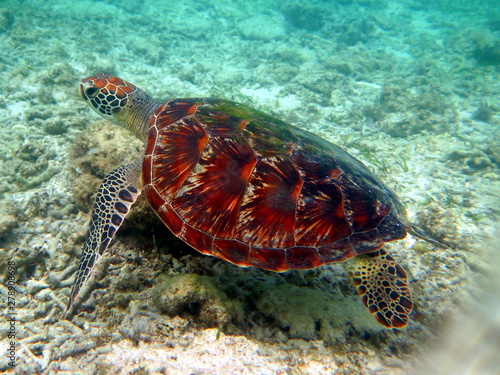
[65,160,142,316]
[348,248,413,329]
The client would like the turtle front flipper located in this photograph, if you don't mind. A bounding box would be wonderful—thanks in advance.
[346,249,413,329]
[64,160,142,318]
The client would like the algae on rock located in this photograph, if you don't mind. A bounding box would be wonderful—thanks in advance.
[152,273,244,328]
[254,283,379,343]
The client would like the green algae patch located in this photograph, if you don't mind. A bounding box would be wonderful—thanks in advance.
[152,273,244,328]
[255,283,380,343]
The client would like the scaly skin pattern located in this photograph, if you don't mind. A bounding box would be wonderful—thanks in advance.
[69,74,417,328]
[347,249,413,328]
[65,160,142,317]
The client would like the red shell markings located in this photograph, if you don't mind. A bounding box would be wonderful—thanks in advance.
[142,99,407,272]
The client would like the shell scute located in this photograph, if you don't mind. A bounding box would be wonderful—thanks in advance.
[318,239,355,263]
[147,119,208,200]
[143,185,165,213]
[155,99,202,130]
[285,247,322,269]
[195,104,249,136]
[244,120,298,158]
[249,247,287,271]
[349,229,384,255]
[295,179,350,247]
[145,126,157,155]
[290,143,342,180]
[157,202,184,236]
[377,215,407,242]
[172,135,256,237]
[213,238,250,267]
[338,175,390,232]
[235,156,302,249]
[180,224,214,256]
[202,99,257,120]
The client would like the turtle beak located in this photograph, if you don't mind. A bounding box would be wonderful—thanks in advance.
[79,81,99,101]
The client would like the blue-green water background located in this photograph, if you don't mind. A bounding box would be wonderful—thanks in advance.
[0,0,499,374]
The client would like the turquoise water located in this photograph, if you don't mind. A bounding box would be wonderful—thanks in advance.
[0,0,499,374]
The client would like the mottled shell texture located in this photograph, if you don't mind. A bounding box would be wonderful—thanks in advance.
[142,99,407,272]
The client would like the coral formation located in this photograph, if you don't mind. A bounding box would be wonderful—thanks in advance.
[282,2,324,31]
[152,273,244,328]
[473,42,500,66]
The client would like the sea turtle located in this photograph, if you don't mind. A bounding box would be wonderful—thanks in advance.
[66,73,433,328]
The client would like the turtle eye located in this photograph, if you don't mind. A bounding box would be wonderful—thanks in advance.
[85,86,99,98]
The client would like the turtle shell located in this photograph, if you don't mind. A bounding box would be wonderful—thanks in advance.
[142,99,408,272]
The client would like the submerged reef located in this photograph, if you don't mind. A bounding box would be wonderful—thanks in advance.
[0,8,12,33]
[282,2,324,31]
[473,41,500,66]
[152,273,244,328]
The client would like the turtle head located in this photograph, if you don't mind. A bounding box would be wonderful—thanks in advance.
[79,74,160,140]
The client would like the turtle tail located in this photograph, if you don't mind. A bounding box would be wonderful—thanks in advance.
[408,226,447,248]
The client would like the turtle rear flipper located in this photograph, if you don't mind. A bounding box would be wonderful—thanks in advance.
[64,160,142,318]
[346,249,413,329]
